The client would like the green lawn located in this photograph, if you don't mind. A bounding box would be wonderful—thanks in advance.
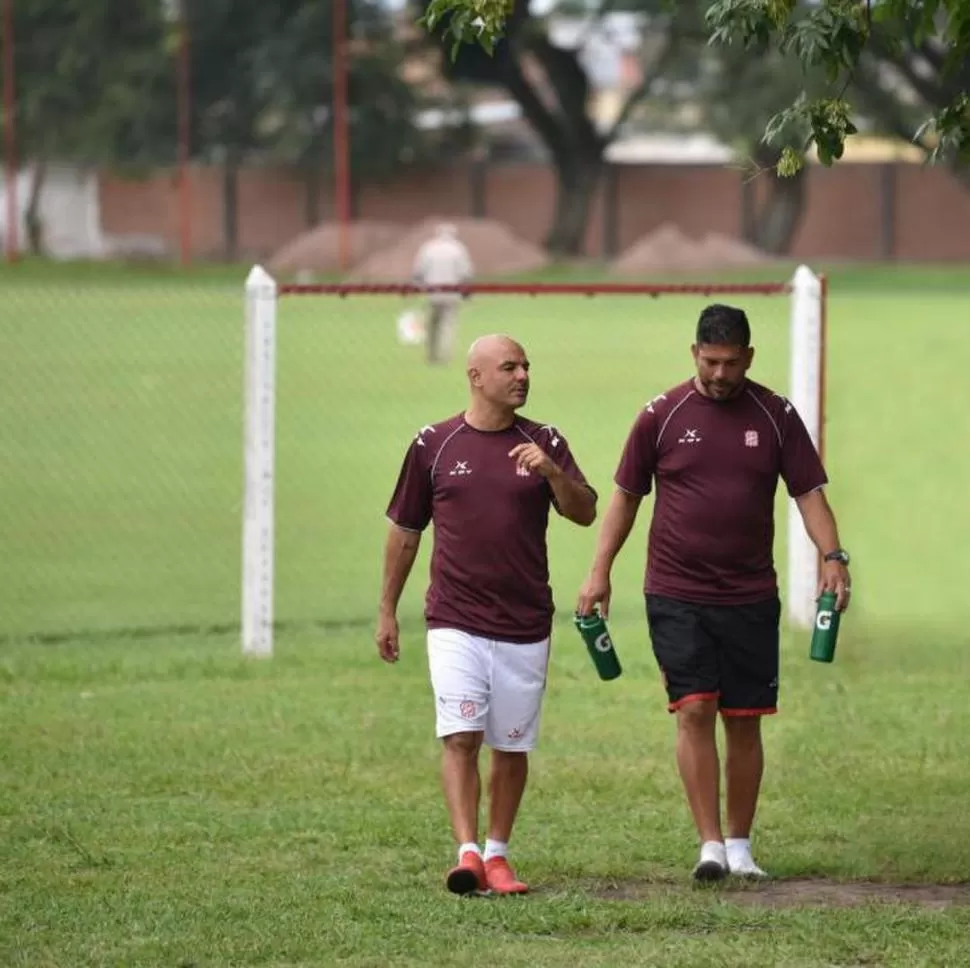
[2,261,970,966]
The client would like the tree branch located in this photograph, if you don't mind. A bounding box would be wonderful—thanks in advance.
[852,60,925,146]
[867,32,950,110]
[491,1,572,156]
[855,51,970,190]
[526,36,602,151]
[604,22,684,144]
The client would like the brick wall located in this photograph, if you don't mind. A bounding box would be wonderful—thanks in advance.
[98,160,970,263]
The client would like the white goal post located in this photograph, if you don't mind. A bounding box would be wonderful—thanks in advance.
[241,265,826,656]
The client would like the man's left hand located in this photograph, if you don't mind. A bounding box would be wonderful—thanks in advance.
[508,442,558,479]
[818,560,851,612]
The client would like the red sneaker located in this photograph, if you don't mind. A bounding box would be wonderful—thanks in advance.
[446,851,486,895]
[484,856,529,895]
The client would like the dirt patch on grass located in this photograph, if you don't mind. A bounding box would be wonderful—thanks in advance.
[266,220,405,278]
[584,876,970,909]
[611,222,775,275]
[347,216,549,282]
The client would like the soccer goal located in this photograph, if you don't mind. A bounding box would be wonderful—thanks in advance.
[242,266,826,657]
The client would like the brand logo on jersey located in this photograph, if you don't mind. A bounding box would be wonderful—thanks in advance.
[645,392,668,414]
[415,424,436,447]
[449,460,472,476]
[745,430,760,447]
[539,425,561,448]
[678,428,702,444]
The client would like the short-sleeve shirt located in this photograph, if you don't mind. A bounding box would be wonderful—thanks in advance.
[614,378,827,605]
[386,414,595,642]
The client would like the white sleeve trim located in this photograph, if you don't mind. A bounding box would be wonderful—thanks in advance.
[385,515,426,533]
[615,482,650,497]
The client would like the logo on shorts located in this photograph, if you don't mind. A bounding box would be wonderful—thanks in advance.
[449,460,472,476]
[744,430,759,447]
[507,727,523,740]
[459,699,477,719]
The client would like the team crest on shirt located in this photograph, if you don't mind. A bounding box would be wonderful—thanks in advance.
[744,430,759,448]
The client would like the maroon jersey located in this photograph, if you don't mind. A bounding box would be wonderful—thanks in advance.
[386,413,594,642]
[615,379,827,605]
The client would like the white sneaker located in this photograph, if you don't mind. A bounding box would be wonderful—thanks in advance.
[692,841,728,882]
[726,845,768,879]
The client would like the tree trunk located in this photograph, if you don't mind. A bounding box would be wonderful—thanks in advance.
[25,160,49,256]
[744,147,807,255]
[545,153,603,257]
[222,150,239,261]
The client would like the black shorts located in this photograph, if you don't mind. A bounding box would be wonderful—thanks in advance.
[645,594,781,716]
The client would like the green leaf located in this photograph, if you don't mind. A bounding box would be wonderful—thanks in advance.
[777,146,804,176]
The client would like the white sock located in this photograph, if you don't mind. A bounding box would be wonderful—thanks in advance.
[699,840,727,865]
[458,842,481,861]
[726,837,767,876]
[725,837,752,859]
[483,838,508,862]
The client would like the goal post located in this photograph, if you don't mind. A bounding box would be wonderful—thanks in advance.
[787,266,828,629]
[241,266,826,656]
[242,265,277,657]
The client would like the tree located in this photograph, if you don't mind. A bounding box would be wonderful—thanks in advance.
[0,0,172,253]
[421,0,970,176]
[425,0,686,255]
[185,0,441,254]
[654,12,827,253]
[850,24,970,185]
[258,0,456,225]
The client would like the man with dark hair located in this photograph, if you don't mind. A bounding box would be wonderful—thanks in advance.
[577,303,851,882]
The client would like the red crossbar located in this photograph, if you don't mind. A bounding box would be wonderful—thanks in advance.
[278,282,790,298]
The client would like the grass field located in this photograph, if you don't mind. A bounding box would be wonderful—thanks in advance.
[3,260,970,966]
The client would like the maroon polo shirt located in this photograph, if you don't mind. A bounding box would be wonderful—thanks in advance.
[614,379,827,605]
[386,414,594,641]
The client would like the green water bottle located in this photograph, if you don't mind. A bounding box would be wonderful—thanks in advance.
[574,609,622,681]
[809,590,841,663]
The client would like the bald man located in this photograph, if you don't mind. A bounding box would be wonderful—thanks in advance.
[377,335,598,895]
[411,223,473,365]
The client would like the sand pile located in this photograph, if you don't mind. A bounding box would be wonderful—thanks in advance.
[612,223,774,274]
[266,220,405,277]
[347,216,549,282]
[697,232,776,267]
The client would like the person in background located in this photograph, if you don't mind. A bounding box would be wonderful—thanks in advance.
[412,222,474,365]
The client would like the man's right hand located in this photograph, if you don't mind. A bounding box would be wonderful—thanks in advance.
[376,610,400,663]
[576,570,611,619]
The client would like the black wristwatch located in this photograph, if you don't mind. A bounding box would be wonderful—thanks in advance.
[823,549,850,565]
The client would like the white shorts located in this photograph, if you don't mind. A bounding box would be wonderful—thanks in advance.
[427,628,550,752]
